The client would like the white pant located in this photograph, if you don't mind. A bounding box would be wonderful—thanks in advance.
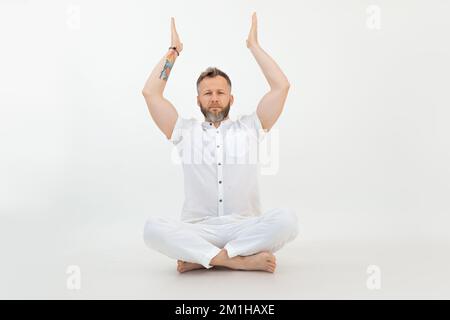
[143,208,299,269]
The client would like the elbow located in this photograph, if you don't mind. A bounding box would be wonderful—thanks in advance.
[142,87,157,96]
[142,89,163,98]
[272,83,290,92]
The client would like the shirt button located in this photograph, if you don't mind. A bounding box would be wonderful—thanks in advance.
[219,181,222,184]
[216,131,219,134]
[209,122,212,126]
[219,199,223,202]
[218,163,221,166]
[217,145,220,148]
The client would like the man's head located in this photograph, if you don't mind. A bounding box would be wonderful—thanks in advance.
[196,67,234,122]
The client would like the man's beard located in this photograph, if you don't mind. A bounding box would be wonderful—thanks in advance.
[200,102,231,123]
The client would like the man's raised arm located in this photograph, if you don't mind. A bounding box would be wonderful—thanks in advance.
[142,17,183,140]
[246,12,291,132]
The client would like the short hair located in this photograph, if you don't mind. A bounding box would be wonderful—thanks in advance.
[196,67,232,94]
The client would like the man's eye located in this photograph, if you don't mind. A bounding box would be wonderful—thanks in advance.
[205,93,211,95]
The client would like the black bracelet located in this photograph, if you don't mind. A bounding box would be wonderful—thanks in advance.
[169,46,179,56]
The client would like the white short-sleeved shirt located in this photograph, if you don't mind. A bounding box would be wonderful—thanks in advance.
[169,111,268,223]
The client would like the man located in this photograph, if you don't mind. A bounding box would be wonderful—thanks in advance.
[142,13,298,273]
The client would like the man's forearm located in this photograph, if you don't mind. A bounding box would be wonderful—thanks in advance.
[249,45,290,90]
[142,48,178,96]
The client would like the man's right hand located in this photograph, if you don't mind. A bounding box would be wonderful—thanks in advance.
[171,17,183,54]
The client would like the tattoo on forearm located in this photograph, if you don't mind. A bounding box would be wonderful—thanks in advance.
[159,50,176,81]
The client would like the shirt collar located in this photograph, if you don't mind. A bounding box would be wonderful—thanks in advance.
[201,117,233,130]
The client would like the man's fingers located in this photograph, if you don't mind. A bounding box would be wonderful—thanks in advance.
[170,17,182,51]
[171,17,178,35]
[252,12,257,25]
[249,12,257,34]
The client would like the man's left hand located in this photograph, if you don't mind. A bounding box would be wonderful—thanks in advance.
[246,12,259,49]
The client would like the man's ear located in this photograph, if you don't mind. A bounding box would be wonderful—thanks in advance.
[230,95,234,107]
[197,96,200,107]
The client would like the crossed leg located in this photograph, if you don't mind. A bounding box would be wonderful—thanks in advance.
[144,208,298,273]
[177,249,276,273]
[176,208,298,273]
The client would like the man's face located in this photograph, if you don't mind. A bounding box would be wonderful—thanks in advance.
[197,76,234,122]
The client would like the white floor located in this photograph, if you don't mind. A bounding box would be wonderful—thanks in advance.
[2,217,450,299]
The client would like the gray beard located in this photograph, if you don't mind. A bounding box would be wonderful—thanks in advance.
[200,102,231,123]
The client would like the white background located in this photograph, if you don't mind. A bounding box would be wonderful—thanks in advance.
[1,0,449,298]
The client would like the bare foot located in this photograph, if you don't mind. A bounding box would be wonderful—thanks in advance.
[177,260,206,273]
[233,251,277,273]
[211,250,277,273]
